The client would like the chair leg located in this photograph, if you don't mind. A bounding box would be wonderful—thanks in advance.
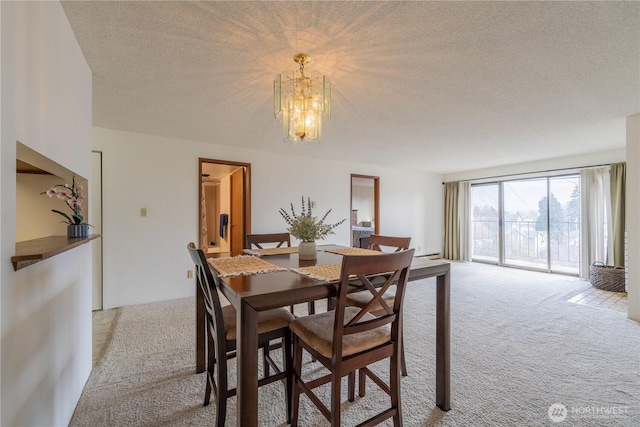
[204,372,212,406]
[358,368,367,397]
[390,353,402,427]
[399,316,408,376]
[284,331,293,423]
[327,296,335,311]
[215,348,228,427]
[262,341,270,377]
[308,301,317,363]
[400,335,408,377]
[215,392,227,427]
[330,370,342,426]
[204,322,216,406]
[348,371,355,402]
[291,336,304,427]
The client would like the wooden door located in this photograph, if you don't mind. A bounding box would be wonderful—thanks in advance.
[230,167,245,256]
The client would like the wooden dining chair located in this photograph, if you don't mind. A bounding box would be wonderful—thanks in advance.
[245,232,291,249]
[187,242,294,426]
[367,234,412,253]
[345,234,412,376]
[245,232,316,317]
[290,249,415,427]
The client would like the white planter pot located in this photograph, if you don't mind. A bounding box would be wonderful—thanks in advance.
[299,241,317,260]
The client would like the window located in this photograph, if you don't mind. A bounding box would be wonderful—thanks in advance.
[471,174,580,274]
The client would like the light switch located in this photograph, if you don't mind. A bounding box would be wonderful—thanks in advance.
[140,207,147,217]
[311,201,316,208]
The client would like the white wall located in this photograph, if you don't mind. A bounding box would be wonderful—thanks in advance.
[16,173,72,241]
[443,148,626,183]
[93,126,443,309]
[626,114,640,321]
[1,3,93,426]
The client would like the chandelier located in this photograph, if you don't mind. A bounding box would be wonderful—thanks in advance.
[274,53,331,144]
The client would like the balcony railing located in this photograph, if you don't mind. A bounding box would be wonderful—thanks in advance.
[472,219,580,273]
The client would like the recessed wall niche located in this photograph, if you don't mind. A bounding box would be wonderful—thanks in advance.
[16,142,88,241]
[13,142,95,270]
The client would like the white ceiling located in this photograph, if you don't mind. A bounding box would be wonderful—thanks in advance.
[201,162,240,181]
[61,1,639,175]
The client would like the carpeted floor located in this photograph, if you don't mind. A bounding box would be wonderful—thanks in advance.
[71,262,640,426]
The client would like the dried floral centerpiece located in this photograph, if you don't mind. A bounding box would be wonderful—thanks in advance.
[279,196,345,260]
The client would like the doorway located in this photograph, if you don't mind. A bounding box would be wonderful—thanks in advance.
[350,174,379,247]
[199,158,251,257]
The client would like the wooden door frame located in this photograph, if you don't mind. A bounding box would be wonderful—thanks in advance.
[91,150,103,311]
[199,158,251,253]
[350,174,380,246]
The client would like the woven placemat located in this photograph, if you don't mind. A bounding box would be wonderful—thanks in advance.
[323,247,381,256]
[292,263,343,282]
[208,255,286,278]
[242,246,299,256]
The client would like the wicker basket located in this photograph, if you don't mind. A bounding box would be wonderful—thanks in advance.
[589,262,626,292]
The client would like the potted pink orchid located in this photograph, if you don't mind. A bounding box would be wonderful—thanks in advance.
[41,175,91,238]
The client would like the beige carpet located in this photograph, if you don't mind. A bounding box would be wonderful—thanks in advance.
[71,262,640,426]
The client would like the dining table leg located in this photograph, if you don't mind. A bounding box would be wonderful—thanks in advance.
[236,298,259,426]
[435,270,451,411]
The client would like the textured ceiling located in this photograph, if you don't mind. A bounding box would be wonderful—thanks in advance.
[61,1,639,174]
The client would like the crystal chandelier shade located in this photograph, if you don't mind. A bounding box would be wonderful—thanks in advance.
[274,53,331,144]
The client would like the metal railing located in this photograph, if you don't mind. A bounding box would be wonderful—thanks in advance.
[472,219,580,272]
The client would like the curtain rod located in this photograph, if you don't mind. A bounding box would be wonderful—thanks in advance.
[442,162,623,184]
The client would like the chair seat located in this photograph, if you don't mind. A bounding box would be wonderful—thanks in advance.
[290,307,391,358]
[222,305,294,340]
[346,286,396,312]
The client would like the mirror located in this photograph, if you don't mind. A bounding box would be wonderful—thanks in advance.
[350,174,379,248]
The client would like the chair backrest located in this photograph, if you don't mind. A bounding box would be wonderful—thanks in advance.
[333,249,415,357]
[367,234,411,253]
[187,243,228,349]
[246,232,291,249]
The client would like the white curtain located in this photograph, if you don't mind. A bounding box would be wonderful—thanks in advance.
[580,167,612,279]
[458,181,472,261]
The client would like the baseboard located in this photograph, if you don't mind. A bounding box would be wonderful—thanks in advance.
[416,252,441,260]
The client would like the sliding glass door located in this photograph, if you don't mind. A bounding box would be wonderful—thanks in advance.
[471,175,580,274]
[471,183,500,263]
[549,176,580,273]
[503,178,547,269]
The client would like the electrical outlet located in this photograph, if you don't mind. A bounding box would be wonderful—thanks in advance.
[140,207,147,217]
[311,201,316,208]
[187,270,193,278]
[417,246,421,252]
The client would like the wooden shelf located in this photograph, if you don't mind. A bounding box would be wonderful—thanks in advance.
[12,234,100,271]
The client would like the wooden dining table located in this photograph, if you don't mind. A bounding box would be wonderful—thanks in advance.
[196,245,451,427]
